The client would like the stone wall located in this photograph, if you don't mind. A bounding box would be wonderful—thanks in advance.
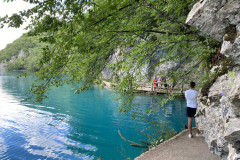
[186,0,240,159]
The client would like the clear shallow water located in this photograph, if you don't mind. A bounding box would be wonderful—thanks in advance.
[0,71,188,160]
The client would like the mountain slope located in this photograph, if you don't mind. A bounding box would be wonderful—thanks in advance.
[0,34,47,71]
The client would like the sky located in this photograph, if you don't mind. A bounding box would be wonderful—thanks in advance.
[0,0,34,50]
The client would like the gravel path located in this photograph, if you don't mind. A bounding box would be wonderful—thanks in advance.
[135,129,220,160]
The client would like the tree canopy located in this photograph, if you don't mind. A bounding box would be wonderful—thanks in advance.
[0,34,47,71]
[1,0,220,106]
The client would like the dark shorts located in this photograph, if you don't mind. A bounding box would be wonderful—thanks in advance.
[186,107,197,117]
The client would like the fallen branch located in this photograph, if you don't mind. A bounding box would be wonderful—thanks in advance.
[118,130,149,148]
[139,140,151,146]
[130,144,148,148]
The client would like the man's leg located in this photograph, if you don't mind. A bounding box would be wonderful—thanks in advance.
[188,117,192,135]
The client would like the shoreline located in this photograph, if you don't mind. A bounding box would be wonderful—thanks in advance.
[101,80,184,96]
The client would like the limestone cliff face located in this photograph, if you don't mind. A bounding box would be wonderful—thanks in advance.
[101,47,181,82]
[186,0,240,159]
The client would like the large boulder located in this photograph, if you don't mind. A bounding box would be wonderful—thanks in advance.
[186,0,240,64]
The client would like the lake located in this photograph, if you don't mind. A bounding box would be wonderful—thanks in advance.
[0,71,188,160]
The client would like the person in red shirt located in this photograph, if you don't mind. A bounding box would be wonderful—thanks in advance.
[152,77,157,91]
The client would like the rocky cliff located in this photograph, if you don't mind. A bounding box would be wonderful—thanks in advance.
[186,0,240,159]
[102,47,187,88]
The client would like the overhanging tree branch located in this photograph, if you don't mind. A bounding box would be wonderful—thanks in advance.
[73,1,140,37]
[142,0,200,38]
[106,29,195,35]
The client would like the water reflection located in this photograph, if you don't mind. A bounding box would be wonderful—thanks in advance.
[0,71,187,160]
[0,80,96,159]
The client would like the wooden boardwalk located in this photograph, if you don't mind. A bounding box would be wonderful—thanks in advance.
[136,86,183,95]
[102,81,183,95]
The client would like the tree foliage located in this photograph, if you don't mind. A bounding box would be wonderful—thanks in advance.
[0,34,47,71]
[1,0,220,104]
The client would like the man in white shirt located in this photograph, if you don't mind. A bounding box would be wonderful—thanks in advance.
[185,82,201,138]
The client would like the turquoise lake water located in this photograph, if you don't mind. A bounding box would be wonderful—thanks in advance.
[0,71,188,160]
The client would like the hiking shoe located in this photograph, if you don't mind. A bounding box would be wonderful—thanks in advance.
[196,133,204,137]
[188,134,193,138]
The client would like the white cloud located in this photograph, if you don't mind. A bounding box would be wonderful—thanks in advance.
[0,0,34,50]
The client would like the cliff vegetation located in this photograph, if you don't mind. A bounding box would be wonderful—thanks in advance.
[0,34,47,71]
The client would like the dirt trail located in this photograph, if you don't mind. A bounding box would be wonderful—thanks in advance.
[135,129,220,160]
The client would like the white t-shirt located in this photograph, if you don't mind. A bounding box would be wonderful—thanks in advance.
[185,89,198,108]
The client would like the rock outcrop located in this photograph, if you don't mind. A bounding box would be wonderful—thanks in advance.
[102,47,187,87]
[186,0,240,159]
[0,62,6,71]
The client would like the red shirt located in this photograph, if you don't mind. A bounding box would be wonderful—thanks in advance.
[153,78,157,87]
